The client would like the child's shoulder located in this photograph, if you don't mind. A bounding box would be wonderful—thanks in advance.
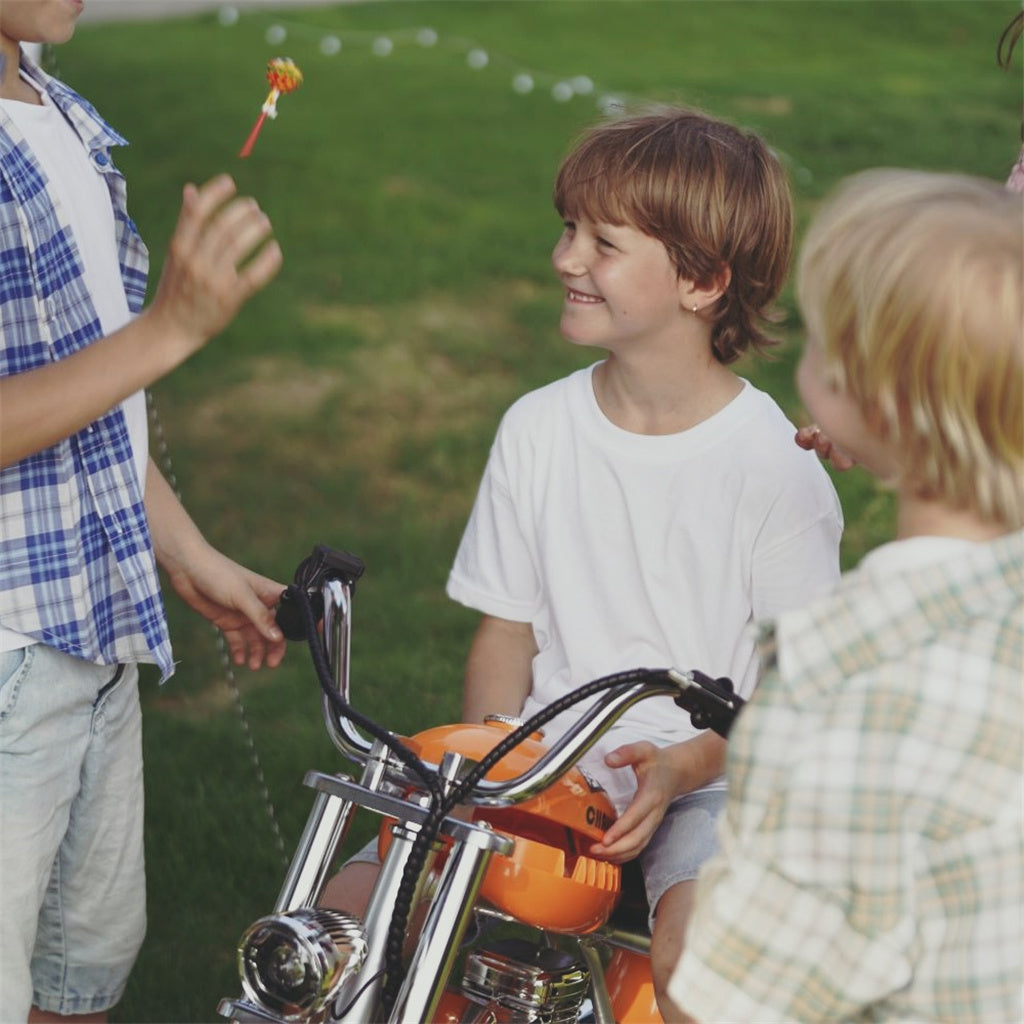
[774,532,1023,692]
[729,382,830,473]
[501,364,593,427]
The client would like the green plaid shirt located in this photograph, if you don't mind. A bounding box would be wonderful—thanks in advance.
[672,530,1024,1023]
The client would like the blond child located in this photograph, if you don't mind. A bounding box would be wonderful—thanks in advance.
[669,169,1023,1022]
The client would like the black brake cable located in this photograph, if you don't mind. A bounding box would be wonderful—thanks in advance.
[288,579,443,802]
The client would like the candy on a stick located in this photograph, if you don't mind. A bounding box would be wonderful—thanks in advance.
[239,57,303,158]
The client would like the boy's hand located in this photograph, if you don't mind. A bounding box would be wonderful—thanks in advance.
[147,174,282,360]
[795,424,856,470]
[164,543,287,671]
[588,741,675,862]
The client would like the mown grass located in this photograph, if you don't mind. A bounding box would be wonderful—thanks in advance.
[47,1,1021,1019]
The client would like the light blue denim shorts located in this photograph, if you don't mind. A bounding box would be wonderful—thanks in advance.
[0,645,146,1019]
[639,786,725,926]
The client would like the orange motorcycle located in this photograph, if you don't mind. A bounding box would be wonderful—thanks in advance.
[218,545,743,1024]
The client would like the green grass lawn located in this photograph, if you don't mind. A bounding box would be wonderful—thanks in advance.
[47,1,1022,1018]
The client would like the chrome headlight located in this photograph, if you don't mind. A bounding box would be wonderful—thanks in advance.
[238,907,366,1020]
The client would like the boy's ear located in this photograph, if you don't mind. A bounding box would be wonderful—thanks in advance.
[679,265,731,312]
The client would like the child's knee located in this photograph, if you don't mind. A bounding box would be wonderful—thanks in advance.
[319,862,380,917]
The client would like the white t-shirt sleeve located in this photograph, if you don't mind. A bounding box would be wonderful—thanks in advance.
[750,470,844,624]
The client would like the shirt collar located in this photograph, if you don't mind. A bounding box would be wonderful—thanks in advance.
[17,46,127,154]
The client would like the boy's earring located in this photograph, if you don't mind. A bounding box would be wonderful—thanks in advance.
[692,304,700,313]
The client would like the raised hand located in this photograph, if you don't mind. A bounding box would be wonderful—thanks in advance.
[145,174,283,361]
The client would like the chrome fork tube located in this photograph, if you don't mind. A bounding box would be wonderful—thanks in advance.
[578,938,616,1024]
[387,825,496,1024]
[274,790,356,913]
[330,819,438,1023]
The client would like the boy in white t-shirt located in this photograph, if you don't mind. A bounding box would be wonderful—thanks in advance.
[0,4,286,1021]
[444,107,843,1018]
[669,170,1023,1023]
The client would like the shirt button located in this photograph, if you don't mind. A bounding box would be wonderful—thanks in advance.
[94,152,109,166]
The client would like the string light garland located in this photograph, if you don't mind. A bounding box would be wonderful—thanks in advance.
[215,3,631,115]
[213,3,812,182]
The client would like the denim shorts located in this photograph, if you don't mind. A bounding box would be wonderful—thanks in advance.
[639,787,725,928]
[0,645,146,1019]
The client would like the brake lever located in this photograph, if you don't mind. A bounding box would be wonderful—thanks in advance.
[276,544,365,641]
[668,668,746,738]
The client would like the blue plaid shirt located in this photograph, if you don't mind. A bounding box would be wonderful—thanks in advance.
[0,53,173,679]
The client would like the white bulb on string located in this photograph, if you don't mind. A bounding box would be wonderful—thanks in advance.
[265,24,286,45]
[570,75,594,95]
[466,49,489,70]
[551,81,574,103]
[373,36,394,57]
[512,72,534,94]
[217,5,239,27]
[598,94,626,115]
[416,27,438,47]
[319,35,341,56]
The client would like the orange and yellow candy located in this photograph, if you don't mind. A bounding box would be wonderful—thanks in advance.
[239,57,303,158]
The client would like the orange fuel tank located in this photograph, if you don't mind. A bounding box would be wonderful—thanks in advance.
[379,719,621,933]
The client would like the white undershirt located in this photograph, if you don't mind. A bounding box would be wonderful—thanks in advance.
[0,75,148,651]
[0,74,147,482]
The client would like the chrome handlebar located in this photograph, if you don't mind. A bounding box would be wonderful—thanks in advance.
[308,562,743,806]
[322,576,370,762]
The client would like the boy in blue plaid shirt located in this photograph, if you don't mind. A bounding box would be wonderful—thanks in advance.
[669,170,1023,1022]
[0,3,287,1020]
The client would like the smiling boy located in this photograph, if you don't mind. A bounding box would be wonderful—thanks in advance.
[444,107,843,1018]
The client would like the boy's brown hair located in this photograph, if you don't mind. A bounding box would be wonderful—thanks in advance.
[798,169,1024,528]
[553,106,793,364]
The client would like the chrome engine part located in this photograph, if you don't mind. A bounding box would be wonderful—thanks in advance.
[462,938,590,1023]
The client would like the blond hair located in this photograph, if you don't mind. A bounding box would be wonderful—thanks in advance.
[798,169,1024,528]
[553,106,793,364]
